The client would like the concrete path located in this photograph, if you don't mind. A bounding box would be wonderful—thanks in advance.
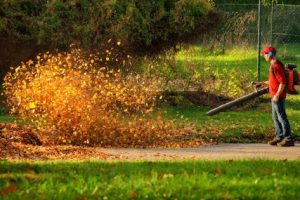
[100,143,300,161]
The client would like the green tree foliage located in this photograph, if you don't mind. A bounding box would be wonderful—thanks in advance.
[0,0,219,52]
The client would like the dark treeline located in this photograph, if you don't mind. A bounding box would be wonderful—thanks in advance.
[0,0,220,80]
[0,0,219,49]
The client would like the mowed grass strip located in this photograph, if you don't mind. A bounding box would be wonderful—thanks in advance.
[0,160,300,199]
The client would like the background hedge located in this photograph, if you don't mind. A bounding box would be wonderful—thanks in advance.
[0,0,220,81]
[0,0,218,51]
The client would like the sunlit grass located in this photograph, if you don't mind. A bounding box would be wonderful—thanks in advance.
[176,43,300,81]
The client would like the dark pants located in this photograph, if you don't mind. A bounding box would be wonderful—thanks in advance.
[271,98,293,141]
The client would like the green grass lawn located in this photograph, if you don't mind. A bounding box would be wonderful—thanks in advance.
[0,160,300,199]
[167,43,300,142]
[176,43,300,81]
[162,95,300,142]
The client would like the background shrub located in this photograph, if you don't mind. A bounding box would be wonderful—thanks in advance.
[0,0,218,51]
[0,0,220,83]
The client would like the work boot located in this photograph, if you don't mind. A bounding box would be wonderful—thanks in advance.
[268,138,282,146]
[277,139,295,147]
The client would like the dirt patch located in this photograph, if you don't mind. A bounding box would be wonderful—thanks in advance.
[162,90,232,107]
[161,90,271,110]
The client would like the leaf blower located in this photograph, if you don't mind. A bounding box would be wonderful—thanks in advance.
[206,64,300,116]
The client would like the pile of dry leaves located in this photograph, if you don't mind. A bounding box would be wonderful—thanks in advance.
[0,123,110,161]
[0,123,212,161]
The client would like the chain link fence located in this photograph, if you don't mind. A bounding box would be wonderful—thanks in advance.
[200,3,300,80]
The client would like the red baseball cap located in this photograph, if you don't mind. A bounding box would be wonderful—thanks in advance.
[261,46,276,55]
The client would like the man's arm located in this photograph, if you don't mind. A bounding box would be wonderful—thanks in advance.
[255,81,269,87]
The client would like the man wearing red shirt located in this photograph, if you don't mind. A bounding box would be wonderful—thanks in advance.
[258,46,294,146]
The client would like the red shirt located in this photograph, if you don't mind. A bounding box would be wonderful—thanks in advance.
[268,61,287,98]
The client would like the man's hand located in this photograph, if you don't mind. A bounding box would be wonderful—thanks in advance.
[272,94,280,102]
[273,83,286,102]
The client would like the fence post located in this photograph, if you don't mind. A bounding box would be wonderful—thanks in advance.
[270,0,274,45]
[257,0,261,81]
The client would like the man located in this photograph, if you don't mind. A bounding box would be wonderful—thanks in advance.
[257,46,294,147]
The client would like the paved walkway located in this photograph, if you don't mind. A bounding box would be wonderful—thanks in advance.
[100,143,300,161]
